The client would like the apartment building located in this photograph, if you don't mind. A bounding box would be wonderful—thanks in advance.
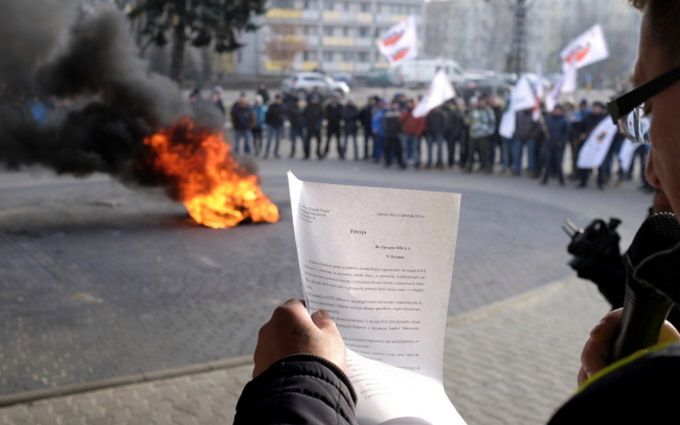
[235,0,425,76]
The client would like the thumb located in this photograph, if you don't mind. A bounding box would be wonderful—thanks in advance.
[311,309,336,330]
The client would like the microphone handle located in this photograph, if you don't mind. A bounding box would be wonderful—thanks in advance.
[612,264,673,361]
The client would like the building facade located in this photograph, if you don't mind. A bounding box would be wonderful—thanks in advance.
[235,0,425,76]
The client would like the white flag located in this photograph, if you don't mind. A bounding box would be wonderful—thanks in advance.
[412,69,455,118]
[561,24,609,70]
[499,109,516,139]
[577,117,618,169]
[510,75,538,112]
[377,16,418,68]
[499,74,539,138]
[560,62,578,94]
[619,139,638,174]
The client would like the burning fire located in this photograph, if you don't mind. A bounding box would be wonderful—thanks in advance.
[143,118,279,229]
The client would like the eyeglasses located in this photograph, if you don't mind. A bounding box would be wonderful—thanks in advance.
[607,67,680,143]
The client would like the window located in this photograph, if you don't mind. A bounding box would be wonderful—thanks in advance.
[324,26,333,36]
[360,2,369,12]
[323,51,333,61]
[342,27,349,37]
[342,52,353,61]
[359,27,368,37]
[324,1,333,10]
[358,52,368,62]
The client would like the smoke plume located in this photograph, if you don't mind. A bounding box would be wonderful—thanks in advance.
[0,0,223,186]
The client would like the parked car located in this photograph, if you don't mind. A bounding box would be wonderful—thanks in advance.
[363,68,401,87]
[281,72,350,98]
[395,58,465,88]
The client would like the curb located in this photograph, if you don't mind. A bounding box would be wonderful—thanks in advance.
[0,356,253,408]
[0,276,577,409]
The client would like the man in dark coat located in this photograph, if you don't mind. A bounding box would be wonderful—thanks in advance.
[359,97,376,160]
[324,97,344,159]
[303,98,324,159]
[425,106,446,168]
[342,100,360,160]
[382,101,405,168]
[263,94,286,159]
[541,104,570,185]
[286,97,305,158]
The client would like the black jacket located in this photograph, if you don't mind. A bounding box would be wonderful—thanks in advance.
[425,108,446,136]
[234,354,358,425]
[359,104,374,132]
[304,103,324,131]
[265,102,285,128]
[343,104,360,133]
[286,103,304,131]
[236,346,680,425]
[326,103,343,131]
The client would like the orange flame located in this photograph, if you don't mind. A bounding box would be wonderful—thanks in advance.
[143,118,279,229]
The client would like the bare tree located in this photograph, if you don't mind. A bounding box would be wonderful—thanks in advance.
[263,24,307,74]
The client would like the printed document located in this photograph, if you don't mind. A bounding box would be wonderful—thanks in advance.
[288,172,466,425]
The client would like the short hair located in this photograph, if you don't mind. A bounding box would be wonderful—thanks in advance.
[631,0,680,66]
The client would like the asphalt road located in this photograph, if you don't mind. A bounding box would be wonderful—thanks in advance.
[0,158,650,396]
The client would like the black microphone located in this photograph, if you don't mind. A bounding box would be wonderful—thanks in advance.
[613,212,680,361]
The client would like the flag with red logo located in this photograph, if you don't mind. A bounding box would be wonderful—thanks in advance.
[377,16,418,67]
[577,117,618,169]
[560,24,609,70]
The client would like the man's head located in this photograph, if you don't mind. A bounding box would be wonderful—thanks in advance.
[631,0,680,216]
[591,101,606,116]
[552,104,564,117]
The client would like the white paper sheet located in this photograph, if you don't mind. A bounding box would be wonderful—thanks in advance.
[288,172,466,425]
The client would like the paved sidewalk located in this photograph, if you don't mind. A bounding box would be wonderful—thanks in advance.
[0,276,609,425]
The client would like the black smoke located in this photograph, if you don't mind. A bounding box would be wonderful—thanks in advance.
[0,0,221,186]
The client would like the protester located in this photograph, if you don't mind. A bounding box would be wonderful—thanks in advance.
[371,99,386,163]
[286,97,305,159]
[359,97,376,160]
[210,86,226,118]
[263,94,285,159]
[424,105,446,169]
[443,99,464,168]
[466,96,497,173]
[251,95,267,156]
[324,97,344,160]
[400,99,426,168]
[229,94,254,155]
[303,96,324,159]
[256,83,270,105]
[512,108,539,176]
[342,99,360,161]
[382,101,405,169]
[541,104,570,185]
[234,2,680,423]
[576,101,608,189]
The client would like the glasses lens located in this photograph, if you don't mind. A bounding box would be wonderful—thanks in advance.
[618,106,651,144]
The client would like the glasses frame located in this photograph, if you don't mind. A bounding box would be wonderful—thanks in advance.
[607,67,680,122]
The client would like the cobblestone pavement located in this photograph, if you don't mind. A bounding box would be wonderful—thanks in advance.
[0,159,650,397]
[0,276,610,425]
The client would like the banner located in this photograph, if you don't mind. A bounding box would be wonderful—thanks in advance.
[511,75,538,112]
[577,117,618,169]
[377,16,418,67]
[499,74,540,138]
[619,116,650,172]
[560,62,578,94]
[561,24,609,70]
[412,69,455,118]
[619,138,638,174]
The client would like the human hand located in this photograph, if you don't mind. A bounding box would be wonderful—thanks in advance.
[252,299,346,377]
[577,308,680,386]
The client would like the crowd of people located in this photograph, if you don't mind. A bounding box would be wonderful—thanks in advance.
[197,84,653,191]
